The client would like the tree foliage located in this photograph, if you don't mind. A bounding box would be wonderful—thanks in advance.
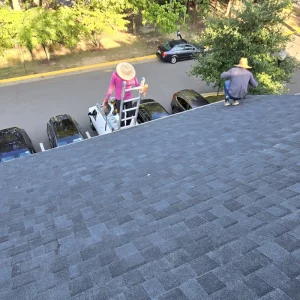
[190,0,299,94]
[0,0,206,61]
[0,7,23,54]
[142,0,188,34]
[73,0,129,47]
[17,7,84,59]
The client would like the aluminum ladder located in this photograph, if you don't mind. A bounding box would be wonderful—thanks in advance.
[117,77,147,130]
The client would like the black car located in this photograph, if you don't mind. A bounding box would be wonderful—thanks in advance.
[0,127,35,162]
[137,99,169,123]
[47,114,85,148]
[156,39,205,64]
[171,89,209,114]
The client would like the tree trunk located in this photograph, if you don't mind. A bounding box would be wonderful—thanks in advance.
[18,45,27,74]
[225,0,233,17]
[11,0,21,10]
[185,0,190,14]
[193,1,198,23]
[42,44,50,61]
[213,0,218,17]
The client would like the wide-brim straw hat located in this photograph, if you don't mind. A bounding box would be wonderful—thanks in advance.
[116,62,136,81]
[235,57,252,69]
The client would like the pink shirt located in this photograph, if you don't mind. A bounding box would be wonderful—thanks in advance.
[105,72,140,101]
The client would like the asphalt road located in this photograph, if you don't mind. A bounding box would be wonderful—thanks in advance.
[0,58,299,151]
[0,60,217,150]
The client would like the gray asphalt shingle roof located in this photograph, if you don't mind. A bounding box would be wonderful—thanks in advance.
[0,95,300,300]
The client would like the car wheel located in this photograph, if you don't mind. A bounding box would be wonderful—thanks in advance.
[171,107,177,114]
[90,118,96,131]
[171,56,177,64]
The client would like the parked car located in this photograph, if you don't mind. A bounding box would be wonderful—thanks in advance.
[171,89,210,114]
[156,39,205,64]
[0,127,35,162]
[137,99,169,124]
[47,114,85,148]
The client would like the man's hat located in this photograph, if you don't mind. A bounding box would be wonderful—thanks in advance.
[235,57,252,69]
[116,62,136,81]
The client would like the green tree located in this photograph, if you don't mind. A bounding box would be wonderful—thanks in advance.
[142,0,188,34]
[0,7,22,54]
[190,0,299,95]
[17,9,37,59]
[73,0,129,47]
[18,7,85,60]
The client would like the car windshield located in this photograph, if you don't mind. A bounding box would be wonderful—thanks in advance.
[162,41,172,51]
[151,112,169,120]
[0,148,31,162]
[57,134,83,147]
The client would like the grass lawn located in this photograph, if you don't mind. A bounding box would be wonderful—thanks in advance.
[201,92,225,103]
[0,34,154,80]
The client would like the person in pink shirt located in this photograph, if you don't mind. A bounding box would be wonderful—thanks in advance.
[103,62,141,126]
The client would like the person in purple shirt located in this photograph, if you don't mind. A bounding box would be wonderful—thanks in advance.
[103,62,141,126]
[221,58,258,107]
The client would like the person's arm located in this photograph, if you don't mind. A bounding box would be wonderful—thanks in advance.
[134,77,140,87]
[249,73,258,88]
[221,69,232,79]
[104,73,116,103]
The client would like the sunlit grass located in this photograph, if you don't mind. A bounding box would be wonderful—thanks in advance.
[0,36,154,80]
[201,92,225,103]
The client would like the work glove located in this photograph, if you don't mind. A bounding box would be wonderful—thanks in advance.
[141,84,148,96]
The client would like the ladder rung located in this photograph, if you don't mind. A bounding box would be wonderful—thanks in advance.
[122,108,138,113]
[125,86,143,92]
[121,116,135,121]
[123,97,140,102]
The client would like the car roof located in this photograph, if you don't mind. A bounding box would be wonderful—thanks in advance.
[174,89,210,108]
[171,39,188,44]
[0,127,28,153]
[140,100,167,112]
[49,114,80,139]
[169,39,188,46]
[140,99,156,104]
[140,101,169,120]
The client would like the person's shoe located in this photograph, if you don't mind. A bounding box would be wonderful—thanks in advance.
[224,100,230,106]
[232,100,239,106]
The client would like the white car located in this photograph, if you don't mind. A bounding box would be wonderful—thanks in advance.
[88,100,137,136]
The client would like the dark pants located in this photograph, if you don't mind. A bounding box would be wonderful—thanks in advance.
[115,100,133,127]
[224,80,241,101]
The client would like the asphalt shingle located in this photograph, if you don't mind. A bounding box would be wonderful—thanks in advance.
[0,95,300,299]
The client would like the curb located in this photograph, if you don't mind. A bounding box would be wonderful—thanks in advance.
[0,54,157,85]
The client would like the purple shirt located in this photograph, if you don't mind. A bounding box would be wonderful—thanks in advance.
[221,67,258,99]
[105,72,140,101]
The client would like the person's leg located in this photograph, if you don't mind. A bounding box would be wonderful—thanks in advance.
[124,101,133,126]
[224,80,231,106]
[224,80,231,99]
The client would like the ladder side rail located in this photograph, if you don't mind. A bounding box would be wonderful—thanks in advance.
[118,81,127,130]
[132,77,145,126]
